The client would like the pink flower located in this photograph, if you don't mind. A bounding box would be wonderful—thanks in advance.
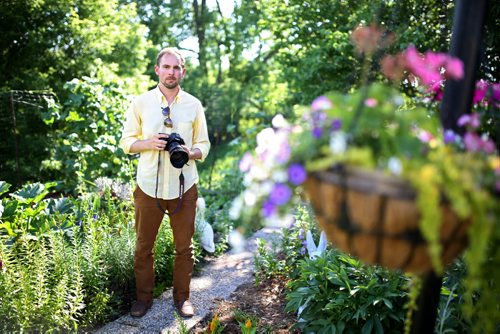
[481,139,496,154]
[463,132,482,152]
[428,81,444,101]
[473,80,488,104]
[444,58,464,80]
[239,152,253,172]
[403,46,463,87]
[311,96,333,111]
[364,98,378,107]
[424,51,447,69]
[276,141,291,164]
[417,130,434,143]
[469,113,481,129]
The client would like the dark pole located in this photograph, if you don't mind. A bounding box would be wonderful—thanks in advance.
[411,0,488,333]
[440,0,488,132]
[410,271,443,334]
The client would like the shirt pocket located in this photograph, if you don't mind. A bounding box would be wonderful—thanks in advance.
[175,121,193,147]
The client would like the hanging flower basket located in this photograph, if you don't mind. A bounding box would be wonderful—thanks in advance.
[304,164,471,273]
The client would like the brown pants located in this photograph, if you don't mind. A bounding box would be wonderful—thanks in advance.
[133,184,198,303]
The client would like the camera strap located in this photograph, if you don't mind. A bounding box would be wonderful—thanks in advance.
[155,151,185,216]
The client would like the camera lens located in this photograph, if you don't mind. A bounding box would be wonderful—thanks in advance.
[169,147,189,168]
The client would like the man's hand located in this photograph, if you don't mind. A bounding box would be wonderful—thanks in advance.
[181,145,202,160]
[129,133,169,153]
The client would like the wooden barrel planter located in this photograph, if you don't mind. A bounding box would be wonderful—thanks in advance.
[304,164,470,273]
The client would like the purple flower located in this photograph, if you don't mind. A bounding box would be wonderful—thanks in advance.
[311,96,333,111]
[311,110,327,122]
[298,228,305,240]
[269,183,292,206]
[93,214,98,220]
[492,83,500,102]
[312,127,322,138]
[458,113,480,129]
[261,200,276,218]
[457,114,470,127]
[443,129,457,144]
[331,119,342,131]
[288,163,307,186]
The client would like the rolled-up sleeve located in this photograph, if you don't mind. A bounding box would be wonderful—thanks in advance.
[119,100,142,154]
[192,105,210,162]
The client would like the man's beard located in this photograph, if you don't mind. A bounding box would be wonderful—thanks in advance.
[161,78,180,89]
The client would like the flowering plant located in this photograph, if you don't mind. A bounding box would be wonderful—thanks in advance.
[231,22,499,331]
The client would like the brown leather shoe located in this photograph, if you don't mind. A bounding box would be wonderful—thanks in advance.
[130,300,153,318]
[175,299,194,318]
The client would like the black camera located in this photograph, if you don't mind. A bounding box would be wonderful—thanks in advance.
[160,133,189,168]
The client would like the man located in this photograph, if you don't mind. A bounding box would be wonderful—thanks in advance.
[119,47,210,318]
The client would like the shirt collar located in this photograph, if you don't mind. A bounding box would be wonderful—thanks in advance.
[155,85,183,105]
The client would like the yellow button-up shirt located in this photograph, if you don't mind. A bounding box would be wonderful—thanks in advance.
[119,86,210,199]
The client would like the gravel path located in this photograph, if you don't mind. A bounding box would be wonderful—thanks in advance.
[94,226,283,333]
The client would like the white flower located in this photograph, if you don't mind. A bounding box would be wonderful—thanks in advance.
[272,170,288,183]
[264,213,294,228]
[388,157,403,175]
[272,114,289,128]
[229,229,247,253]
[260,180,274,194]
[329,131,347,154]
[229,196,243,220]
[243,189,257,206]
[248,162,270,181]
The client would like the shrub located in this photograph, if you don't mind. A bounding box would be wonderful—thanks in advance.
[286,249,408,333]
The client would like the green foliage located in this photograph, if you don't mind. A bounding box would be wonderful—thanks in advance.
[0,181,78,241]
[0,0,152,93]
[0,234,85,332]
[40,77,136,193]
[0,181,139,331]
[286,249,408,333]
[254,205,315,282]
[197,141,248,253]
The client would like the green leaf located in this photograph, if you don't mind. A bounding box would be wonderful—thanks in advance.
[0,181,11,196]
[46,198,74,214]
[361,318,373,334]
[10,182,56,204]
[374,316,383,334]
[382,298,393,309]
[0,221,15,236]
[1,200,18,218]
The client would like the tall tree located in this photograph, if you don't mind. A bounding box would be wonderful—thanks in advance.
[0,0,152,94]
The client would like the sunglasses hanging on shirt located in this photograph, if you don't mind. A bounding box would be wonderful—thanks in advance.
[161,106,173,128]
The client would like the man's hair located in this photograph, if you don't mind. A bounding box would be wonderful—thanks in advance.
[156,47,185,67]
